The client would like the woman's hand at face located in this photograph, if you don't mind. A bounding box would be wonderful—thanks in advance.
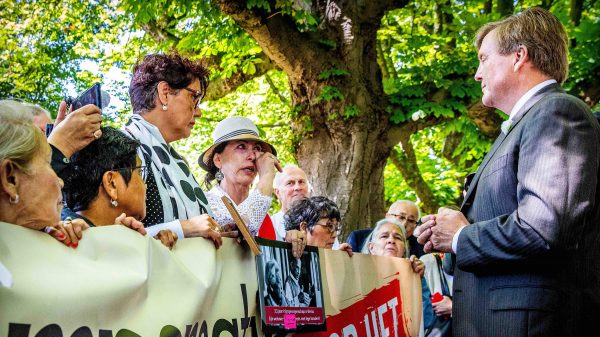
[181,214,223,249]
[45,218,90,248]
[254,151,282,178]
[254,151,282,196]
[154,229,178,250]
[115,213,147,235]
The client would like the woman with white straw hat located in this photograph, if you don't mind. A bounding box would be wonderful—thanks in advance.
[199,116,282,236]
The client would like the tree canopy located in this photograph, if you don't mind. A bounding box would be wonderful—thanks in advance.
[2,0,598,237]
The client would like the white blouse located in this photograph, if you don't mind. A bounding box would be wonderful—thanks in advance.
[206,185,272,236]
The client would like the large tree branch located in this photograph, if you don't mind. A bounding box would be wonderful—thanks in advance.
[203,53,277,101]
[215,0,321,77]
[362,0,409,22]
[140,19,180,47]
[387,115,452,148]
[140,17,277,101]
[466,101,502,138]
[264,71,290,106]
[390,137,440,214]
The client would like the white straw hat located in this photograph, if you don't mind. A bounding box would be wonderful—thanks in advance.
[198,116,277,171]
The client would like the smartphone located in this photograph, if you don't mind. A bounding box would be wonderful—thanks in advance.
[45,123,54,138]
[69,83,103,110]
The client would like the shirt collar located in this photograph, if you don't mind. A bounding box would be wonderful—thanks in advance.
[508,79,557,122]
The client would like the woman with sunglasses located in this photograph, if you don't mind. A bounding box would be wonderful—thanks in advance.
[124,53,223,248]
[62,127,177,249]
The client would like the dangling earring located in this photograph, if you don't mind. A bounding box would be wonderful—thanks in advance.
[162,104,168,111]
[110,199,118,207]
[215,169,224,181]
[9,194,19,204]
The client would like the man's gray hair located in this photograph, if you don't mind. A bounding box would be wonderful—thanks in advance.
[273,164,312,192]
[274,164,300,188]
[388,200,421,218]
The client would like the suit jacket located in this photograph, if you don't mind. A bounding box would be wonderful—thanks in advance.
[347,228,373,252]
[456,84,600,337]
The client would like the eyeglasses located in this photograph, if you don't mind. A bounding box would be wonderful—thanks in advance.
[388,213,418,226]
[112,165,148,181]
[181,87,205,109]
[316,220,340,234]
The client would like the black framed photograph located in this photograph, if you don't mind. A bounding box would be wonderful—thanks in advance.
[255,237,326,333]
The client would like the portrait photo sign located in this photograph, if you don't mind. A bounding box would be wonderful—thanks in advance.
[255,237,326,333]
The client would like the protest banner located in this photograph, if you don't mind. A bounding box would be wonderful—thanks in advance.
[0,222,420,337]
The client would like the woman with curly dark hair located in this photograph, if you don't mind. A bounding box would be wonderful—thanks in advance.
[284,196,353,256]
[124,53,223,248]
[62,126,177,249]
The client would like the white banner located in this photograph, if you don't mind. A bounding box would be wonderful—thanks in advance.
[0,221,420,337]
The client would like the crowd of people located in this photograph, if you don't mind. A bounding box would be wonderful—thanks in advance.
[1,6,599,337]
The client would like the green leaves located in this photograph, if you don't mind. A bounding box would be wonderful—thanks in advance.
[318,68,350,80]
[315,85,344,103]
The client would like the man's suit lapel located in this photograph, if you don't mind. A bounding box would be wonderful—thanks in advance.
[461,83,564,211]
[461,132,507,210]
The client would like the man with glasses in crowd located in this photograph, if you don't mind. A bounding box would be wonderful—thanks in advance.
[386,200,425,257]
[348,199,424,255]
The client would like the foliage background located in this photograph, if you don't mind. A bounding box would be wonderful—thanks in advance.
[1,0,598,226]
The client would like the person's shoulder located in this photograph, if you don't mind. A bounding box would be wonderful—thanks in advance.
[536,89,590,113]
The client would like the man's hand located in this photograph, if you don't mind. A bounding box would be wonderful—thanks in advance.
[48,102,102,158]
[429,207,469,253]
[417,214,436,252]
[432,295,453,317]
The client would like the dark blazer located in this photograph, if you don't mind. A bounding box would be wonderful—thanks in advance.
[456,84,600,337]
[347,228,373,252]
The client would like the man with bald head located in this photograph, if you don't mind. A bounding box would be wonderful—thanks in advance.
[386,200,425,257]
[272,164,310,240]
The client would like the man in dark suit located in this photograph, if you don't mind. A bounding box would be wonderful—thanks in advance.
[418,7,600,337]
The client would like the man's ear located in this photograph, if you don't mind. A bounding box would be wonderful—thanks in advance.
[367,242,374,254]
[156,81,170,106]
[274,187,281,200]
[101,171,119,201]
[513,45,529,72]
[0,159,20,200]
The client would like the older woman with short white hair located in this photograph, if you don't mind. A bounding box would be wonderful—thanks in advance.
[0,100,86,246]
[368,218,434,335]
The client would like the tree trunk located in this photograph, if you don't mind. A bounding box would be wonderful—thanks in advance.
[216,0,408,236]
[296,120,391,239]
[570,0,584,26]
